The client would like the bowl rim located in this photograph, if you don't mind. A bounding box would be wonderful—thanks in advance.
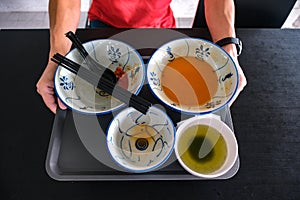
[146,37,239,115]
[54,38,146,115]
[106,106,176,173]
[174,114,238,178]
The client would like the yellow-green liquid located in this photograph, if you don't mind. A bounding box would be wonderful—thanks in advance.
[178,125,227,174]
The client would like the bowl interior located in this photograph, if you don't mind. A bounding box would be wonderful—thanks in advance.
[106,106,175,173]
[54,39,145,115]
[175,115,238,178]
[147,38,239,115]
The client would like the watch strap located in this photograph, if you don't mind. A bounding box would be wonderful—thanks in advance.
[215,37,242,56]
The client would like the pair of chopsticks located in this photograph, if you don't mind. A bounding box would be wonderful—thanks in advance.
[65,31,117,84]
[51,53,152,114]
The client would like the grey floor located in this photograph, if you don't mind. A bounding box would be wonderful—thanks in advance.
[0,0,299,29]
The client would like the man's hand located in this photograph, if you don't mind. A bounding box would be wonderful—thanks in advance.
[222,44,247,106]
[36,60,67,114]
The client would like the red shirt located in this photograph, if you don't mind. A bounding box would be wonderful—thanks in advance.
[88,0,176,28]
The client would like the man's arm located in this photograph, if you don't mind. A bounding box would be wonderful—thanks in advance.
[204,0,237,57]
[204,0,247,105]
[36,0,81,113]
[49,0,81,57]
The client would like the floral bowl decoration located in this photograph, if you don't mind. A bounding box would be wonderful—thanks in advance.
[54,39,145,115]
[147,38,239,115]
[106,106,175,173]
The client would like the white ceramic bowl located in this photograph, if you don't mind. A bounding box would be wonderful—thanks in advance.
[175,114,238,178]
[54,39,145,115]
[147,38,239,115]
[106,106,175,173]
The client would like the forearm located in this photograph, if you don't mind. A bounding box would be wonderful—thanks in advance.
[204,0,236,41]
[204,0,237,57]
[48,0,81,58]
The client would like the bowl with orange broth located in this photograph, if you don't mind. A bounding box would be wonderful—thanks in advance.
[147,38,239,115]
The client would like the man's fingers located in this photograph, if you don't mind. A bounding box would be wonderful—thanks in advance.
[57,98,67,110]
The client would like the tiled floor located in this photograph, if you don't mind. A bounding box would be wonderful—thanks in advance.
[0,0,299,29]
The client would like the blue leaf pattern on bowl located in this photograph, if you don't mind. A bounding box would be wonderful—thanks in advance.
[108,45,121,63]
[195,45,210,60]
[59,76,74,90]
[149,72,160,86]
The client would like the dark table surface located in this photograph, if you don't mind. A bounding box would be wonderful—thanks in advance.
[1,28,299,200]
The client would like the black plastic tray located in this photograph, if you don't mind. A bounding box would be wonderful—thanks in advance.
[45,83,240,181]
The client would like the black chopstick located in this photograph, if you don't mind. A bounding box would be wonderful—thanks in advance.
[65,31,117,84]
[51,53,152,114]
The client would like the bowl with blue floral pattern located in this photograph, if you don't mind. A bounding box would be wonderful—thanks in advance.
[54,39,145,115]
[106,106,175,173]
[147,38,239,115]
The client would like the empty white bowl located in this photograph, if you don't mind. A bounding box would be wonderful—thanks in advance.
[147,37,239,115]
[106,106,175,173]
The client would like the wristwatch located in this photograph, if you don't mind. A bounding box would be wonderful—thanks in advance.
[215,37,242,56]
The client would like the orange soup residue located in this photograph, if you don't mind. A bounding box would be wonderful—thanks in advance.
[161,56,218,106]
[115,66,128,89]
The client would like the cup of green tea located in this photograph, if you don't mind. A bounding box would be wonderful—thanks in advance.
[175,114,238,178]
